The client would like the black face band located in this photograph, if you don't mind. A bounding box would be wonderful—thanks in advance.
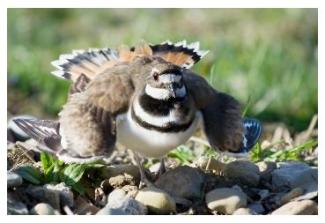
[159,68,182,76]
[131,105,194,133]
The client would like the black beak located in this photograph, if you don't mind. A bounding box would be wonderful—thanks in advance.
[168,83,178,98]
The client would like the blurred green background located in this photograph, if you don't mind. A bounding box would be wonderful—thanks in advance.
[8,9,317,131]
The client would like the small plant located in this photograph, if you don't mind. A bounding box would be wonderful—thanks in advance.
[168,145,196,164]
[14,152,105,194]
[250,139,318,163]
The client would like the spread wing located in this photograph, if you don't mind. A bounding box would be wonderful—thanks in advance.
[58,68,135,162]
[184,71,244,153]
[12,118,62,153]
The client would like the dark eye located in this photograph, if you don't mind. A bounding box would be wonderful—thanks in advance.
[141,57,152,65]
[153,72,159,81]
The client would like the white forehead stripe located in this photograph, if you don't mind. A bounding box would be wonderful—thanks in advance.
[145,84,186,100]
[159,74,182,84]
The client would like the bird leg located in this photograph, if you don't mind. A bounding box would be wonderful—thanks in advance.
[133,152,154,189]
[155,157,166,179]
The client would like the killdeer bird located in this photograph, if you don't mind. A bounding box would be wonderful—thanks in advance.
[14,40,261,184]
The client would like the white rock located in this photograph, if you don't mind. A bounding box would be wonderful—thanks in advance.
[233,208,256,215]
[108,188,127,204]
[31,203,58,215]
[272,200,318,215]
[7,193,28,215]
[205,186,247,214]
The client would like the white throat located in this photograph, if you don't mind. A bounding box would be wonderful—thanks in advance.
[145,84,186,100]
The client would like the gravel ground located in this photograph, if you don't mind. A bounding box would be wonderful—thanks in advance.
[7,119,318,215]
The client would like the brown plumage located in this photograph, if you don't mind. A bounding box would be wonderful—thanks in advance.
[15,40,248,165]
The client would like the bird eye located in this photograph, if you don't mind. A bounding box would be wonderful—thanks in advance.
[153,72,159,81]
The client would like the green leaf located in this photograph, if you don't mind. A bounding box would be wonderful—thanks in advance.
[168,145,195,164]
[203,147,218,158]
[250,142,262,162]
[84,163,105,169]
[14,165,43,185]
[40,152,55,172]
[62,164,87,186]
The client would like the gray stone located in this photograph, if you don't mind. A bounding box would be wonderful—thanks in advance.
[205,186,247,214]
[247,203,265,214]
[99,164,140,181]
[97,190,147,215]
[31,203,58,215]
[54,182,74,208]
[280,187,304,205]
[256,161,277,181]
[272,200,318,215]
[271,162,318,194]
[25,185,45,201]
[96,207,127,215]
[74,196,100,215]
[7,172,23,188]
[41,183,74,210]
[43,184,61,210]
[135,187,176,214]
[108,188,127,204]
[224,160,260,187]
[7,193,28,215]
[155,166,205,200]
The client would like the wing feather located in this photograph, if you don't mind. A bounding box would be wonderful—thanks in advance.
[184,71,244,152]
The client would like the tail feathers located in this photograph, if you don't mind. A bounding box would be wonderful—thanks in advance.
[13,118,62,154]
[51,48,119,82]
[51,40,208,84]
[150,40,209,68]
[238,118,262,153]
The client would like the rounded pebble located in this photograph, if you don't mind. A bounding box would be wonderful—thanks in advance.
[7,172,23,188]
[205,187,247,214]
[224,161,260,187]
[135,187,176,214]
[31,203,57,215]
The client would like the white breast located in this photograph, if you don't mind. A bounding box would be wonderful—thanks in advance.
[116,110,202,158]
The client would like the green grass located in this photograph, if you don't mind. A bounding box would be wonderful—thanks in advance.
[8,9,317,131]
[165,138,318,166]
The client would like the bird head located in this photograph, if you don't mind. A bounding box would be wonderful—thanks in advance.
[142,58,186,100]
